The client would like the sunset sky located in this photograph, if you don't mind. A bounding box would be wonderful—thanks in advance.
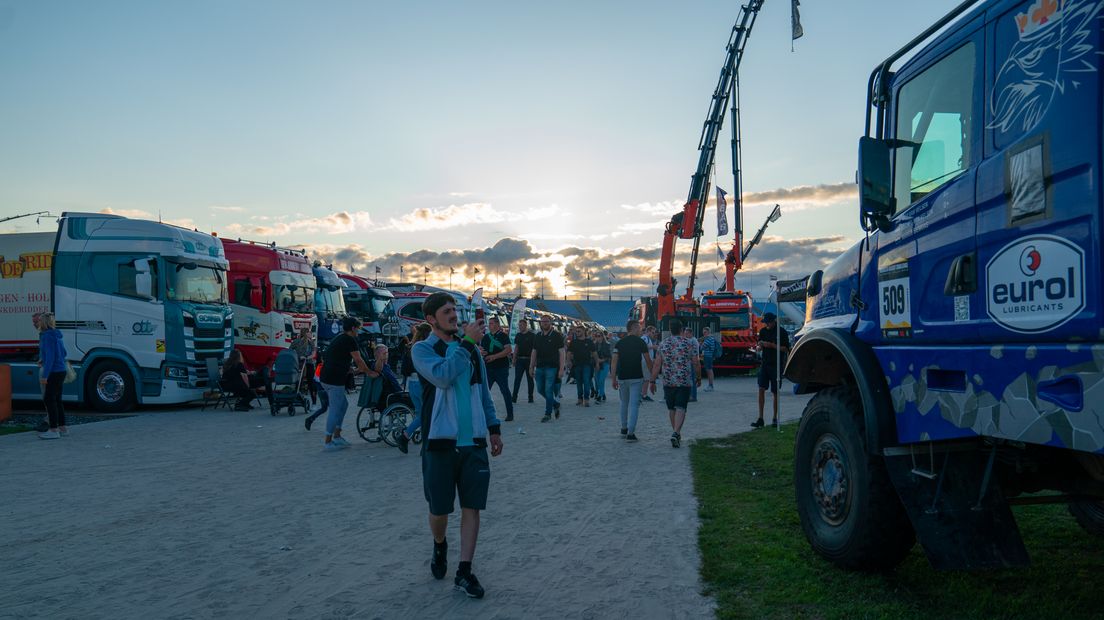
[0,0,964,300]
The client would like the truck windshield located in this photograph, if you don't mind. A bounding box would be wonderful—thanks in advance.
[275,284,314,314]
[315,285,347,315]
[166,261,228,304]
[346,294,394,321]
[715,310,750,330]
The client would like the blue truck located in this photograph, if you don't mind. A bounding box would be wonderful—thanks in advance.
[786,0,1104,570]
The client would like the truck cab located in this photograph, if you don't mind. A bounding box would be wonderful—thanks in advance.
[700,291,759,371]
[338,271,401,347]
[785,0,1104,571]
[1,212,234,411]
[222,240,317,370]
[312,263,349,352]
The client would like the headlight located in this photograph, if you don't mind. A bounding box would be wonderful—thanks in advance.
[165,366,188,379]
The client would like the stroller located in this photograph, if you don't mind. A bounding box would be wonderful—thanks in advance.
[270,349,309,416]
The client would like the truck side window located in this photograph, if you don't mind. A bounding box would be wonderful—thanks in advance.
[118,263,138,297]
[232,278,255,308]
[893,43,976,210]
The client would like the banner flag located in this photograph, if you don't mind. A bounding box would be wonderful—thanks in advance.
[792,0,804,40]
[509,298,527,344]
[776,276,809,302]
[716,186,729,237]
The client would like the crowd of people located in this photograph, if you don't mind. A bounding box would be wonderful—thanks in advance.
[27,296,789,602]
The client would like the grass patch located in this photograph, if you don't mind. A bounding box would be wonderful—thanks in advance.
[691,424,1104,620]
[0,424,33,435]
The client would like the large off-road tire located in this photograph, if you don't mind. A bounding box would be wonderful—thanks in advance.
[85,359,137,413]
[1068,500,1104,537]
[794,385,915,571]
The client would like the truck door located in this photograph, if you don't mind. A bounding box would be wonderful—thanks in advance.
[878,28,983,349]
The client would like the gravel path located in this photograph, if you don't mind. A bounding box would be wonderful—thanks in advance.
[0,375,808,619]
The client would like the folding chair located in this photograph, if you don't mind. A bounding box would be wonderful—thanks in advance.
[201,357,232,411]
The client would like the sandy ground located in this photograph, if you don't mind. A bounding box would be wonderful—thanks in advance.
[0,375,808,619]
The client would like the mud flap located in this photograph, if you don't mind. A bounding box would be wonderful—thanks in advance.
[884,451,1030,569]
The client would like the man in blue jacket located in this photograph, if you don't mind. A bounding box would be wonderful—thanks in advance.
[412,292,504,600]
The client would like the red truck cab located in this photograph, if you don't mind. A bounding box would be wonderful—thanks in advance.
[222,240,317,370]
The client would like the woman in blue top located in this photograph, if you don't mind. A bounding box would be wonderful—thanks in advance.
[37,312,68,440]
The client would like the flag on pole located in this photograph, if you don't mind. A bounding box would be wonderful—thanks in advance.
[716,244,725,261]
[474,267,481,275]
[509,298,527,344]
[716,186,729,236]
[792,0,804,41]
[609,270,616,280]
[450,267,455,275]
[424,266,430,273]
[374,265,381,274]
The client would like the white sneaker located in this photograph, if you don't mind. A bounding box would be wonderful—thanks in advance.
[704,385,714,392]
[38,431,61,440]
[323,441,343,452]
[332,436,351,448]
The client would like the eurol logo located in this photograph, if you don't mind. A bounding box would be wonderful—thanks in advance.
[987,235,1084,333]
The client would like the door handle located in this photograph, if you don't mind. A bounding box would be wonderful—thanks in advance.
[943,252,977,295]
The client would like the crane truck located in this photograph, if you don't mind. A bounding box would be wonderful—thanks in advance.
[786,0,1104,570]
[0,212,233,412]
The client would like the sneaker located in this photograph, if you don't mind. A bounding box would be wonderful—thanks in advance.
[431,540,447,580]
[576,399,583,406]
[626,433,638,442]
[704,385,714,392]
[38,430,60,440]
[771,420,779,429]
[454,572,485,599]
[541,414,551,423]
[554,404,560,419]
[304,416,314,431]
[505,414,514,422]
[583,400,590,407]
[642,395,654,402]
[397,433,409,454]
[323,441,342,452]
[751,419,765,429]
[671,432,681,448]
[332,436,351,448]
[620,427,628,436]
[512,397,518,404]
[689,397,697,403]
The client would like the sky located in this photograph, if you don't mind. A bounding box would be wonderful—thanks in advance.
[0,0,965,301]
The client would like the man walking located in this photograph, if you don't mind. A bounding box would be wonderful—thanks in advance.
[412,292,504,599]
[683,325,700,402]
[567,325,597,407]
[529,315,564,423]
[481,317,514,422]
[511,318,535,404]
[611,320,652,442]
[699,327,719,392]
[318,317,372,451]
[753,312,790,429]
[648,319,699,448]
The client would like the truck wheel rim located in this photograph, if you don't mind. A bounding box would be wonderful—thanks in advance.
[811,434,850,526]
[96,371,126,403]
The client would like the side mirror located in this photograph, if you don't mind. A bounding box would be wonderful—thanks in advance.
[858,136,894,231]
[807,270,823,297]
[134,258,154,300]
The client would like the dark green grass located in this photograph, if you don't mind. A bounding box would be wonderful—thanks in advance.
[0,424,33,435]
[691,425,1104,620]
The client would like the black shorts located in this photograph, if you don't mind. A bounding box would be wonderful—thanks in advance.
[422,446,490,515]
[663,385,691,411]
[758,368,780,393]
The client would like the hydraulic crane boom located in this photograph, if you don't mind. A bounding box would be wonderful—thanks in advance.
[657,0,765,318]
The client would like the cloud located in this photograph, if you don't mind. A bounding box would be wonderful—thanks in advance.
[299,234,853,301]
[619,200,682,217]
[386,202,559,232]
[209,205,246,213]
[223,210,373,238]
[744,182,857,206]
